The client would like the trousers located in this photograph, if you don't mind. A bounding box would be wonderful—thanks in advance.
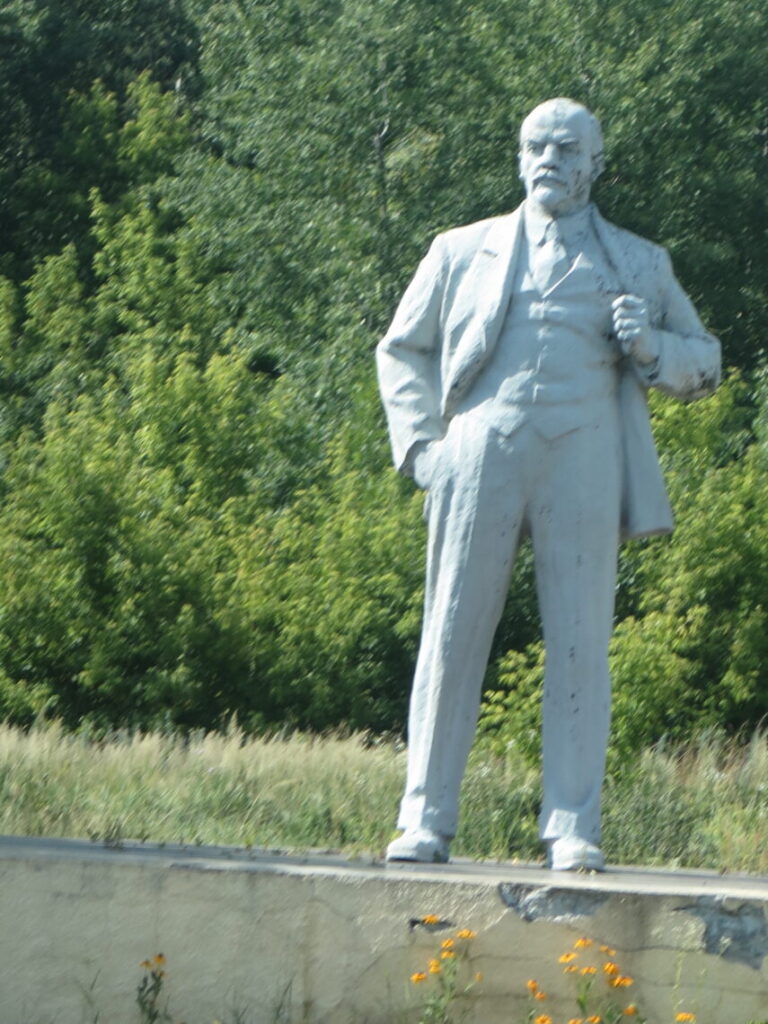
[397,399,622,843]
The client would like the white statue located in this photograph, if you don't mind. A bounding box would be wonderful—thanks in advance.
[376,98,720,870]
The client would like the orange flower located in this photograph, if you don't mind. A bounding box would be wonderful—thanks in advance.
[603,961,620,976]
[575,937,593,949]
[564,965,579,974]
[675,1015,696,1023]
[568,1019,584,1024]
[527,979,539,993]
[600,944,616,956]
[421,914,440,925]
[428,958,441,975]
[624,1008,638,1017]
[152,954,166,967]
[534,1016,553,1024]
[586,1017,603,1024]
[559,952,578,963]
[440,950,456,960]
[474,972,484,983]
[534,990,547,1000]
[611,975,634,988]
[580,966,597,976]
[139,960,152,970]
[441,938,455,950]
[456,928,477,940]
[410,972,427,984]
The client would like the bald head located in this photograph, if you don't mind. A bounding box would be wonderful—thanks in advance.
[519,98,605,216]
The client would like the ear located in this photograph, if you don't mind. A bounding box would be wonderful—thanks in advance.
[591,152,605,182]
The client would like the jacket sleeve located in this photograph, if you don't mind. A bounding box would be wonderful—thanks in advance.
[636,247,721,401]
[376,236,449,473]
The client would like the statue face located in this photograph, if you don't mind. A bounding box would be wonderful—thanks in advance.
[519,103,596,217]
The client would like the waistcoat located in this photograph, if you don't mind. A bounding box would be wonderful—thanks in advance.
[460,236,623,440]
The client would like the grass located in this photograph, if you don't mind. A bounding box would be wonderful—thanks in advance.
[0,721,767,873]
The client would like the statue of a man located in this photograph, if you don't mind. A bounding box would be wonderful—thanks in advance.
[376,98,720,870]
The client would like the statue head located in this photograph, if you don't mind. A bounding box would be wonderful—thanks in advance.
[518,98,605,217]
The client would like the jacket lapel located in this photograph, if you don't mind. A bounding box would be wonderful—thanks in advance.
[442,206,524,416]
[590,207,658,303]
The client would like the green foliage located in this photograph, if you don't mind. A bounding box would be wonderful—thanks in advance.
[0,0,765,745]
[0,1,199,277]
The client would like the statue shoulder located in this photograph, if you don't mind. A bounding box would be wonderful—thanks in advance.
[595,212,668,265]
[436,212,514,254]
[432,211,518,269]
[594,211,673,285]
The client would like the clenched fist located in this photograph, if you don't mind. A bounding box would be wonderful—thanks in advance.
[611,294,659,366]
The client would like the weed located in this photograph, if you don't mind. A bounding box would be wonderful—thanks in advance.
[136,954,173,1024]
[525,936,698,1024]
[409,920,481,1023]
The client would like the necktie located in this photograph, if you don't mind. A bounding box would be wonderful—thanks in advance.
[532,220,571,295]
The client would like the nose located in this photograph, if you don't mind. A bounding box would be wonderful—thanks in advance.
[540,143,560,166]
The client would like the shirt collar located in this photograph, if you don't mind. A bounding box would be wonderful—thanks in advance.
[524,200,594,248]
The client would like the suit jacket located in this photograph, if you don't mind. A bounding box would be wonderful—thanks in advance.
[376,202,721,540]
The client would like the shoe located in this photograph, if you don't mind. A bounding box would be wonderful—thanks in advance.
[548,836,605,872]
[386,827,451,863]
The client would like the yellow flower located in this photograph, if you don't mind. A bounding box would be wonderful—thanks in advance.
[611,975,634,988]
[534,990,547,1000]
[440,950,456,960]
[559,952,578,963]
[600,945,616,956]
[456,928,477,940]
[564,964,579,974]
[587,1017,603,1023]
[421,914,440,925]
[675,1015,696,1023]
[534,1016,553,1024]
[603,961,619,976]
[152,953,167,967]
[580,966,597,976]
[474,972,484,983]
[575,937,593,949]
[428,958,441,974]
[527,979,539,993]
[410,972,427,984]
[568,1019,584,1024]
[624,1007,638,1017]
[441,938,455,950]
[139,960,152,970]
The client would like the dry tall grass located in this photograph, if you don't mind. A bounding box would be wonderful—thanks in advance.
[0,722,766,873]
[0,722,404,851]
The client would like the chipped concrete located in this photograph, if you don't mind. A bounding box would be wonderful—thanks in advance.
[499,882,611,921]
[0,835,766,1023]
[677,895,768,970]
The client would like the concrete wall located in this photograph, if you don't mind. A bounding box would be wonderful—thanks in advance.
[0,835,766,1023]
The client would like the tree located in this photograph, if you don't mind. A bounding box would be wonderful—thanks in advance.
[0,0,767,745]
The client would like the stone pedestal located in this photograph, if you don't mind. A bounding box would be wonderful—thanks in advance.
[0,835,765,1022]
